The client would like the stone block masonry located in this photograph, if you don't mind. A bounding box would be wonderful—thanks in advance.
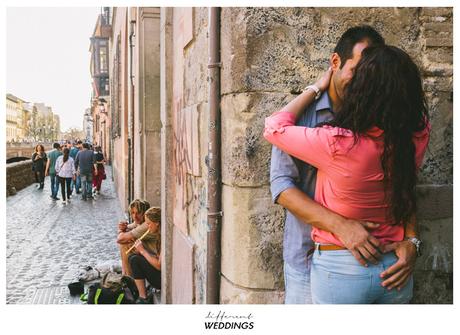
[6,160,36,196]
[218,7,452,303]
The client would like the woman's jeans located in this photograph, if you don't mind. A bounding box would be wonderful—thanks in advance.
[311,249,413,304]
[59,177,72,201]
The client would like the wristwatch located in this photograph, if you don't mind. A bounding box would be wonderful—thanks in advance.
[304,84,322,100]
[405,237,423,257]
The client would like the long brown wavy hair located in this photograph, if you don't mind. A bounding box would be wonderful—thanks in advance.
[324,45,429,226]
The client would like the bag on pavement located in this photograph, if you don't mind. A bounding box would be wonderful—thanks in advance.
[80,272,138,304]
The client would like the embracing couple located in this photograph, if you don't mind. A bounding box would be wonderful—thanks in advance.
[265,26,430,304]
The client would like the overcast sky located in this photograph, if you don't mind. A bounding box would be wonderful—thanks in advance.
[7,7,101,131]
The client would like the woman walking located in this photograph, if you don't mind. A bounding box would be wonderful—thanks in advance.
[55,148,76,205]
[31,144,47,189]
[92,146,106,195]
[264,45,430,304]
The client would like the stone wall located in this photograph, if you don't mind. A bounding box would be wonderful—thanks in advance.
[166,7,210,304]
[219,7,452,303]
[159,7,452,304]
[6,161,36,196]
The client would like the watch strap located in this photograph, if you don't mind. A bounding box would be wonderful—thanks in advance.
[304,84,321,100]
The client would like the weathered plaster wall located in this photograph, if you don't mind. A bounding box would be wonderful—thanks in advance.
[109,7,130,211]
[133,7,162,207]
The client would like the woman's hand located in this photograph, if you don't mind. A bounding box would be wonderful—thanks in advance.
[134,240,146,254]
[314,67,333,92]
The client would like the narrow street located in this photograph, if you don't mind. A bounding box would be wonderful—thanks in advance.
[6,167,123,304]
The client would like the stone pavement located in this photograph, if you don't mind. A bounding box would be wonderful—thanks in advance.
[6,166,124,304]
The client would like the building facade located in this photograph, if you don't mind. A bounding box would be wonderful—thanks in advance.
[6,94,20,141]
[6,94,60,143]
[83,108,93,144]
[32,103,59,142]
[107,7,161,209]
[90,8,112,162]
[103,7,453,304]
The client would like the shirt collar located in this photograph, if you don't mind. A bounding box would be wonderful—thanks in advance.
[315,91,333,113]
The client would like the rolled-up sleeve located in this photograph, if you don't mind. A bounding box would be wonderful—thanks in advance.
[270,145,299,203]
[264,111,335,170]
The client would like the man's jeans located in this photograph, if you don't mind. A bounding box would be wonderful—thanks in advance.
[284,261,312,304]
[71,175,81,193]
[311,249,413,304]
[49,173,60,198]
[80,173,93,199]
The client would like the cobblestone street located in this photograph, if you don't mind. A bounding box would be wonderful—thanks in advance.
[6,166,123,304]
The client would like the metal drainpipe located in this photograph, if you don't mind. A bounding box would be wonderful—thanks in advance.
[207,7,222,305]
[128,19,136,205]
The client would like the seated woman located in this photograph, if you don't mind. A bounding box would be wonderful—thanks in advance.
[264,45,430,304]
[117,199,150,276]
[130,207,161,304]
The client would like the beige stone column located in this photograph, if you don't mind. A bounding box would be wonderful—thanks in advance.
[160,6,174,304]
[133,7,161,206]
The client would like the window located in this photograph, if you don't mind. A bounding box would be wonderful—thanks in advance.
[100,45,108,74]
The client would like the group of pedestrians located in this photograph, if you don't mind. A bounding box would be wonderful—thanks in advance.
[31,140,106,204]
[36,141,160,303]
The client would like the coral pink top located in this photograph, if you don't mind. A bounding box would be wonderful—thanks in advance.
[264,111,430,246]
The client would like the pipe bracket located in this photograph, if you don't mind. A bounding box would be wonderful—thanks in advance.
[208,62,222,69]
[208,211,223,218]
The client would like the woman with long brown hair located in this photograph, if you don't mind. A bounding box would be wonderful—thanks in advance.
[55,147,76,204]
[31,144,47,189]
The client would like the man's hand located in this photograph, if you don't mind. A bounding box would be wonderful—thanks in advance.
[276,188,382,267]
[335,219,382,266]
[118,221,128,233]
[379,240,416,290]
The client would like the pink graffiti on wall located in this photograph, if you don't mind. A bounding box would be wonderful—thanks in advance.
[173,98,192,210]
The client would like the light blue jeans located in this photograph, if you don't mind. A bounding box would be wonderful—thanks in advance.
[311,249,413,304]
[80,172,93,199]
[284,261,312,304]
[49,173,60,198]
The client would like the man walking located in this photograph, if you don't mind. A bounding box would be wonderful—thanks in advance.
[271,25,421,303]
[75,142,96,201]
[45,142,62,201]
[70,140,81,194]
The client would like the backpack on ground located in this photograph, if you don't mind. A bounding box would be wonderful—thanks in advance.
[80,272,139,304]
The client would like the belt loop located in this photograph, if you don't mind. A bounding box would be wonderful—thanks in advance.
[315,242,321,256]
